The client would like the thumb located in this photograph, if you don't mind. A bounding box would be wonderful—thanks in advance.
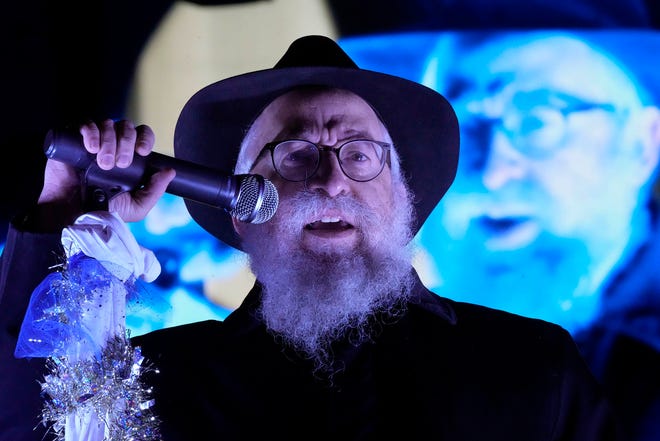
[110,168,175,222]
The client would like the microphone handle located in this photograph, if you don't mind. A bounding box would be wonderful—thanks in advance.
[43,129,240,211]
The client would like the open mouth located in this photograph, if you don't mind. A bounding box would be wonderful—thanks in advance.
[475,215,539,249]
[478,215,530,233]
[305,216,354,232]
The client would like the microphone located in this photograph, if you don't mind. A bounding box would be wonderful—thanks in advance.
[43,129,279,224]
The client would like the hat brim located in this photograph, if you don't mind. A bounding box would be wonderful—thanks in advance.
[174,65,459,251]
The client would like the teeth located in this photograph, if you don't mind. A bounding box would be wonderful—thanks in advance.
[320,216,340,223]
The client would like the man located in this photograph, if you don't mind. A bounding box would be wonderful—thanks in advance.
[417,31,660,440]
[418,30,660,333]
[0,35,621,440]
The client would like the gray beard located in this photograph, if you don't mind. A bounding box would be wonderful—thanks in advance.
[241,185,416,375]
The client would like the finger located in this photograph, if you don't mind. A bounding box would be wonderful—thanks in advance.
[135,168,176,218]
[112,168,175,222]
[114,120,137,168]
[137,168,176,208]
[80,121,101,154]
[97,119,118,170]
[134,124,156,156]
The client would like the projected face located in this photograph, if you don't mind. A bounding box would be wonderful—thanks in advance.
[419,32,660,331]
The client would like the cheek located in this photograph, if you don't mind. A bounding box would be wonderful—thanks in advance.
[359,178,396,215]
[534,150,610,208]
[270,180,305,208]
[380,188,397,214]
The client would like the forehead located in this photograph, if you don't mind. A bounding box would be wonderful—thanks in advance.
[260,87,383,134]
[452,35,641,107]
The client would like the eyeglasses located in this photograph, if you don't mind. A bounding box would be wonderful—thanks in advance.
[455,91,625,159]
[255,139,391,182]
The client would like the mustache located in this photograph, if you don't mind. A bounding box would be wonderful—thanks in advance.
[278,190,379,229]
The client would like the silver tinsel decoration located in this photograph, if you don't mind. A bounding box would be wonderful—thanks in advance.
[40,334,161,440]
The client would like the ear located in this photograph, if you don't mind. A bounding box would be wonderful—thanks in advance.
[631,105,660,185]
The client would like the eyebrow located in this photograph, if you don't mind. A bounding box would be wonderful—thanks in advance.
[279,117,374,141]
[447,74,510,100]
[512,89,614,110]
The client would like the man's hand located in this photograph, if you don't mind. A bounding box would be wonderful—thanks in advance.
[37,119,175,228]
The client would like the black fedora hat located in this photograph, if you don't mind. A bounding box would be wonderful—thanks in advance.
[174,34,459,251]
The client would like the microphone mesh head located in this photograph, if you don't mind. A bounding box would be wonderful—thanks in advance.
[232,175,279,224]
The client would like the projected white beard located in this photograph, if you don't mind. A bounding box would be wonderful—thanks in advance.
[241,185,416,374]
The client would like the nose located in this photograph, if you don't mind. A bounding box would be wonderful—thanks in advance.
[481,129,528,190]
[306,150,350,197]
